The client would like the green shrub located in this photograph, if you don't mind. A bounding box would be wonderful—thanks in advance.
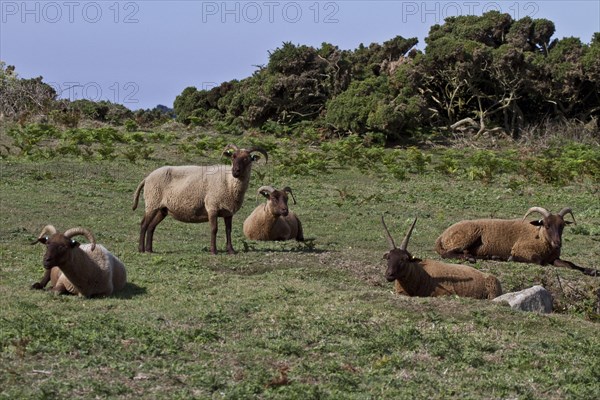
[324,77,388,135]
[122,143,154,163]
[6,123,59,156]
[124,119,138,132]
[405,147,431,174]
[382,149,408,180]
[124,132,146,143]
[214,120,243,136]
[97,144,117,160]
[434,149,462,176]
[95,127,123,144]
[275,149,329,176]
[525,144,600,185]
[56,140,82,157]
[49,108,80,128]
[464,150,513,182]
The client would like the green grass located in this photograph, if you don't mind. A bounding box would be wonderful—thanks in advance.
[1,131,599,399]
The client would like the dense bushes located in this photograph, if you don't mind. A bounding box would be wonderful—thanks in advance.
[172,12,599,143]
[2,13,599,145]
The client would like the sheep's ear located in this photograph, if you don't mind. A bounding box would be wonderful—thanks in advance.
[69,240,80,248]
[565,220,574,225]
[251,154,261,162]
[382,252,389,260]
[530,219,544,226]
[33,236,48,245]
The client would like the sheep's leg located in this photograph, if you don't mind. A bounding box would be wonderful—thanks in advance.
[145,208,167,253]
[50,281,69,294]
[138,211,153,252]
[31,269,51,290]
[224,215,235,255]
[209,213,219,255]
[440,250,476,263]
[296,219,305,242]
[553,259,599,276]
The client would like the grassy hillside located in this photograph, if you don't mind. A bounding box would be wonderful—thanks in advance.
[1,129,599,399]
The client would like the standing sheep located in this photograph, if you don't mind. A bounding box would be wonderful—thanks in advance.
[133,144,268,254]
[382,216,502,299]
[243,186,304,241]
[31,225,127,297]
[435,207,598,276]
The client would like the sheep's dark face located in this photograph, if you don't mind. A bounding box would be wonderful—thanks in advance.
[383,249,413,282]
[38,234,79,269]
[227,150,260,179]
[531,215,571,249]
[266,190,289,217]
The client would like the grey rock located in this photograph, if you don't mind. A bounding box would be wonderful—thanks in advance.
[493,285,553,313]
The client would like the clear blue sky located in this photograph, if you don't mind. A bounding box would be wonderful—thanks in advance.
[1,1,599,110]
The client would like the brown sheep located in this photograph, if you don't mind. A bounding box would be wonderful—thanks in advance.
[243,186,304,241]
[382,216,502,299]
[435,207,598,276]
[31,225,127,297]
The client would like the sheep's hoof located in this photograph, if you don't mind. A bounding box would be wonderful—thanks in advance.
[584,268,599,277]
[31,282,43,290]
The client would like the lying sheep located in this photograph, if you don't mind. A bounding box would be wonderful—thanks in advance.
[382,216,502,299]
[243,186,304,241]
[31,225,127,297]
[133,144,268,254]
[435,207,598,276]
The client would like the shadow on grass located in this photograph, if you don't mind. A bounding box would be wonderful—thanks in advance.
[114,282,147,299]
[208,263,312,276]
[240,238,328,254]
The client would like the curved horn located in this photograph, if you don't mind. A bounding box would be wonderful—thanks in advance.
[399,217,418,251]
[63,227,96,251]
[283,186,297,205]
[522,206,551,221]
[246,146,268,163]
[33,225,57,244]
[37,225,57,239]
[558,207,576,224]
[381,216,396,250]
[222,143,239,156]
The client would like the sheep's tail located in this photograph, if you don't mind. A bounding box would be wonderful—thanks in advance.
[132,179,145,211]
